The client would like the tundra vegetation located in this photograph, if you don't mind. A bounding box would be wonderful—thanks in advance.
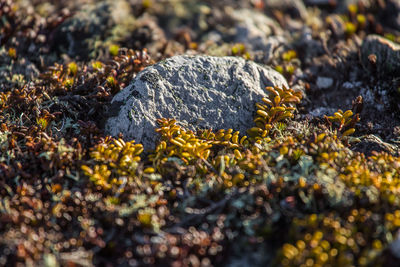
[1,0,400,266]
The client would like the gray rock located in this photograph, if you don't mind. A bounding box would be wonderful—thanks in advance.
[229,9,283,49]
[227,9,285,63]
[295,27,325,63]
[316,77,333,89]
[308,107,337,117]
[250,35,287,64]
[361,35,400,76]
[105,55,288,150]
[128,14,166,57]
[352,134,399,156]
[202,8,285,63]
[53,0,135,59]
[390,232,400,259]
[382,0,400,31]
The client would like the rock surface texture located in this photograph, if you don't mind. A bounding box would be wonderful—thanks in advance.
[105,55,288,150]
[229,9,285,63]
[53,0,135,59]
[361,34,400,76]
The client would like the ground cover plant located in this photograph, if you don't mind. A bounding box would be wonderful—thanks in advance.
[1,0,400,266]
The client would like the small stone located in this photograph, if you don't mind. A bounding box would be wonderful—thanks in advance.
[53,0,135,59]
[308,107,337,117]
[127,15,166,57]
[351,134,399,156]
[316,76,333,89]
[227,9,285,63]
[381,0,400,30]
[230,9,283,49]
[390,233,400,259]
[361,34,400,76]
[105,55,288,150]
[295,27,325,63]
